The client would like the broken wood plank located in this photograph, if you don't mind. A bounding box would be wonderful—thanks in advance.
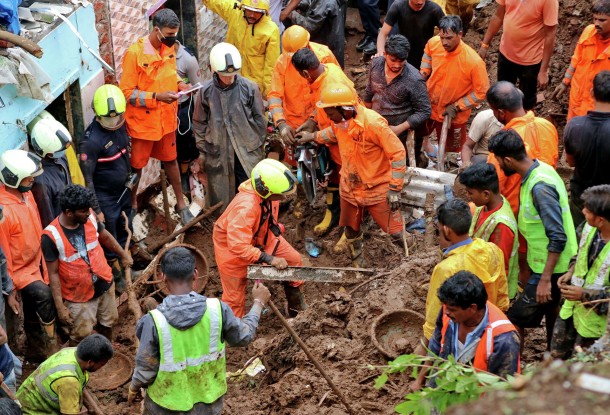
[247,265,375,284]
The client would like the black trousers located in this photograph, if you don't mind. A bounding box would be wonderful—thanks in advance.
[98,193,132,260]
[497,52,541,111]
[356,0,381,40]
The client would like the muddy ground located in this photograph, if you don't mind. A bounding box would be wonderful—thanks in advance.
[77,1,601,413]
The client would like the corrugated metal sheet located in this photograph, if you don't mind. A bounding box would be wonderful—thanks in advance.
[402,167,456,209]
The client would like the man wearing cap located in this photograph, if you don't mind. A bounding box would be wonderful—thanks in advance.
[0,150,58,362]
[193,43,266,212]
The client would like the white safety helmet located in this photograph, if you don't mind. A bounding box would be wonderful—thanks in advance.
[210,42,242,76]
[29,118,72,158]
[0,150,43,189]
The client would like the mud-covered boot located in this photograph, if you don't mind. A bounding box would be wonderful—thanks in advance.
[293,184,307,219]
[283,283,307,317]
[347,232,366,268]
[332,230,348,254]
[314,186,340,236]
[25,317,58,362]
[109,258,126,295]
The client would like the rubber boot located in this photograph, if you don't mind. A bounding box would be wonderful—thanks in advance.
[109,258,126,295]
[293,184,306,219]
[347,232,366,268]
[25,317,58,362]
[332,230,348,254]
[314,186,340,236]
[283,283,307,317]
[95,324,113,342]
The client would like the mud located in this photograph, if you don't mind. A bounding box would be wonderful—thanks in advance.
[84,3,591,413]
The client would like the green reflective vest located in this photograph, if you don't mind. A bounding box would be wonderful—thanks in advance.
[518,162,577,274]
[148,298,227,411]
[17,347,88,414]
[470,196,520,299]
[559,224,610,338]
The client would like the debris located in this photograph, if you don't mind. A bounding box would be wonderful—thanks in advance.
[305,237,321,258]
[247,264,375,283]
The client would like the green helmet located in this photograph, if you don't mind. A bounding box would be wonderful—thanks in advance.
[93,84,126,117]
[251,159,297,199]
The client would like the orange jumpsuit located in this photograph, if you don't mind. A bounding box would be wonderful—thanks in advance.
[0,186,48,290]
[488,111,559,216]
[268,42,339,165]
[213,181,302,317]
[321,105,407,234]
[563,25,610,120]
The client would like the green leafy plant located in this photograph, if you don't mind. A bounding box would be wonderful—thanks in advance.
[372,353,513,415]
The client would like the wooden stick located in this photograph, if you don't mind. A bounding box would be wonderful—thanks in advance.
[83,388,104,415]
[401,212,410,257]
[146,202,223,253]
[0,30,43,58]
[437,115,451,172]
[121,212,142,334]
[406,130,416,168]
[267,300,356,415]
[0,381,17,401]
[424,192,436,248]
[159,169,172,235]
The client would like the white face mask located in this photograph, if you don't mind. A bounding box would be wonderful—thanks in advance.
[53,149,66,159]
[98,114,125,131]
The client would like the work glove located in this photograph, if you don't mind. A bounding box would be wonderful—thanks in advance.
[278,121,296,145]
[296,118,317,134]
[550,83,568,100]
[442,104,458,120]
[387,190,402,211]
[128,386,143,404]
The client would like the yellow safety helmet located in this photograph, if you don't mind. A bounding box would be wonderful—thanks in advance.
[93,84,126,117]
[239,0,269,14]
[316,84,358,108]
[282,25,310,54]
[251,159,297,199]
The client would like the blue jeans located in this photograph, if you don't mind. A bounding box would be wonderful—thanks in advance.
[357,0,381,39]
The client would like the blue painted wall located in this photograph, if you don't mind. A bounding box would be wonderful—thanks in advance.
[0,4,103,153]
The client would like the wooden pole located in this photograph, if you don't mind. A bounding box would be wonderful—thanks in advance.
[437,115,451,172]
[159,169,172,235]
[268,300,356,415]
[83,388,104,415]
[121,212,142,340]
[406,130,416,168]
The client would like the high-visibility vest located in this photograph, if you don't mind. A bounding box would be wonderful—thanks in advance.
[518,162,578,274]
[559,224,610,338]
[440,302,520,373]
[17,348,88,412]
[43,211,113,303]
[470,196,520,299]
[147,298,227,411]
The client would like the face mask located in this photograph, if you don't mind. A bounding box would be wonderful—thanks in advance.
[17,184,33,193]
[158,31,177,47]
[334,118,351,131]
[98,115,125,131]
[53,149,66,159]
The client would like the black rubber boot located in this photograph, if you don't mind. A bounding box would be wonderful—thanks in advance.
[283,283,307,317]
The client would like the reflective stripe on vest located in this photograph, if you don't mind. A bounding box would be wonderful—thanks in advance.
[44,214,100,263]
[150,301,225,373]
[484,319,513,360]
[559,224,610,338]
[35,363,78,402]
[470,196,519,298]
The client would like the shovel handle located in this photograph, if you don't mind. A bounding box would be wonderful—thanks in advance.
[437,115,451,172]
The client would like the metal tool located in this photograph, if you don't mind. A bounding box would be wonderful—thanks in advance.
[116,172,138,205]
[296,143,330,204]
[247,265,374,284]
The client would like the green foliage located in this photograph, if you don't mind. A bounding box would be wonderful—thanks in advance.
[373,353,509,415]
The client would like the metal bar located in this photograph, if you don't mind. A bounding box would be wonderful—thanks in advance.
[247,265,374,283]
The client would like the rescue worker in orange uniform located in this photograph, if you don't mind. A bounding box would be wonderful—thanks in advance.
[297,84,408,267]
[42,185,132,344]
[486,81,559,216]
[213,159,306,318]
[411,271,520,391]
[291,48,357,238]
[420,15,489,158]
[119,9,193,225]
[202,0,280,97]
[551,1,610,120]
[268,25,339,167]
[0,150,57,362]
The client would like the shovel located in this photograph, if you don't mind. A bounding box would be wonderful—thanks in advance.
[437,115,451,173]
